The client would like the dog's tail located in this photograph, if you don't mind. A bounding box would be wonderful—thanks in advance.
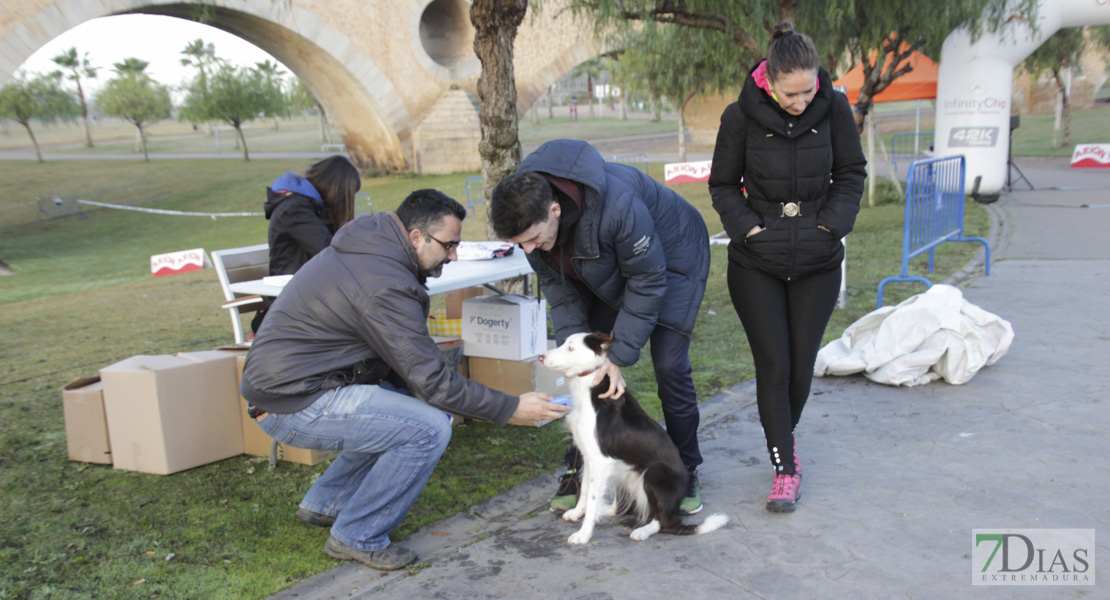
[661,513,729,536]
[695,513,729,535]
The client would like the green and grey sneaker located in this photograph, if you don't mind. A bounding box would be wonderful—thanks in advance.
[679,470,703,515]
[550,446,583,514]
[549,468,581,513]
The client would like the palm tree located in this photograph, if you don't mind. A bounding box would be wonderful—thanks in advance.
[255,60,287,130]
[571,58,606,119]
[113,58,150,77]
[180,39,217,87]
[180,39,220,134]
[111,58,153,152]
[51,47,98,148]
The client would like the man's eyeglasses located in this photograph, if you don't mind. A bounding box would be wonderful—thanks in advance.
[424,232,461,252]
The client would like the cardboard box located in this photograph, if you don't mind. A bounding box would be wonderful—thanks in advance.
[461,294,547,360]
[445,286,485,319]
[234,354,337,466]
[468,341,567,427]
[61,377,112,464]
[99,352,245,475]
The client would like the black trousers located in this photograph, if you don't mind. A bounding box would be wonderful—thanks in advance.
[727,262,841,475]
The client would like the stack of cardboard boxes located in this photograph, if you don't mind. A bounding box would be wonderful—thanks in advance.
[60,288,566,474]
[460,292,567,426]
[61,347,335,475]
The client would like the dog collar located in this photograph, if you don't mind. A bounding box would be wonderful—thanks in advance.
[575,367,600,378]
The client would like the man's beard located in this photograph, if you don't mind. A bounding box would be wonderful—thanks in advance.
[419,259,449,279]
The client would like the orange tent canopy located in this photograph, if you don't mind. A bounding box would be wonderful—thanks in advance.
[833,49,939,104]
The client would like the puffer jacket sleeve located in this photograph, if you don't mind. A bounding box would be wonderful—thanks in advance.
[817,93,867,238]
[604,192,668,367]
[353,285,520,425]
[541,276,594,346]
[708,103,762,243]
[528,253,590,346]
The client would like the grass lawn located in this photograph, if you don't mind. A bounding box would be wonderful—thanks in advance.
[0,117,992,598]
[0,115,678,159]
[0,118,347,155]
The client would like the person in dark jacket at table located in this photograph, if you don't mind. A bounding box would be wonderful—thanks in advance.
[240,189,570,571]
[488,139,711,516]
[708,22,867,513]
[251,155,361,334]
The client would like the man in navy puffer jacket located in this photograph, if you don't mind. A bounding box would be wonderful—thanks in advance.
[490,139,711,515]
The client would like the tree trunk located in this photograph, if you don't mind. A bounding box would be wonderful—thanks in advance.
[139,124,149,162]
[1062,66,1072,146]
[678,92,695,162]
[236,124,250,161]
[134,128,142,153]
[547,87,554,119]
[866,116,876,207]
[778,0,797,24]
[620,92,628,121]
[1061,87,1071,147]
[82,114,93,148]
[22,122,43,163]
[318,102,331,144]
[77,82,93,148]
[471,0,527,208]
[587,73,596,119]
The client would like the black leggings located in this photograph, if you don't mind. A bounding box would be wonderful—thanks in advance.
[727,263,841,475]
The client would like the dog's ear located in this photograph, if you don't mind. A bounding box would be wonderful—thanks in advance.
[584,331,614,354]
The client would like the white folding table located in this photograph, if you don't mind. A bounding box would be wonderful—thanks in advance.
[227,249,534,298]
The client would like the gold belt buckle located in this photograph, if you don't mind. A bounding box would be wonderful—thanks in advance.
[782,202,801,217]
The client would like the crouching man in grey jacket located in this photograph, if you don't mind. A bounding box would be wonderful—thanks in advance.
[241,189,569,571]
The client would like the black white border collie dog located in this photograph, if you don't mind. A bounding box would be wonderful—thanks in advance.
[539,332,728,545]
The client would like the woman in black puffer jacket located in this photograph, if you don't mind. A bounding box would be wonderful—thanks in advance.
[251,155,361,334]
[708,22,866,513]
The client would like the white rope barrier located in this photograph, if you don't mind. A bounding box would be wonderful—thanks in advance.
[77,199,264,219]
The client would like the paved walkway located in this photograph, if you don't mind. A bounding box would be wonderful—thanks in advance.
[263,158,1108,599]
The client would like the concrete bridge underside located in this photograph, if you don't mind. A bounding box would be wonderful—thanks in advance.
[1,0,601,173]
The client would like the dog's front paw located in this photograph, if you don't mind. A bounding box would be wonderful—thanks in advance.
[562,508,584,522]
[568,530,592,545]
[630,520,661,542]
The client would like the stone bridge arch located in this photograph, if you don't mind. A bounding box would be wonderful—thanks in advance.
[1,0,601,173]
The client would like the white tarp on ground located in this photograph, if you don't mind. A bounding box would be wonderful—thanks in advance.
[815,284,1014,386]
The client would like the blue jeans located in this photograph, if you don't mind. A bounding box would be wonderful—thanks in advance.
[257,383,452,551]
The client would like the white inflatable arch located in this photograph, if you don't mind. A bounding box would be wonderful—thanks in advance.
[934,0,1110,197]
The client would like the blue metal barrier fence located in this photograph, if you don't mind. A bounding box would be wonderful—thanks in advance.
[876,155,990,307]
[465,175,485,218]
[891,132,934,175]
[609,153,649,174]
